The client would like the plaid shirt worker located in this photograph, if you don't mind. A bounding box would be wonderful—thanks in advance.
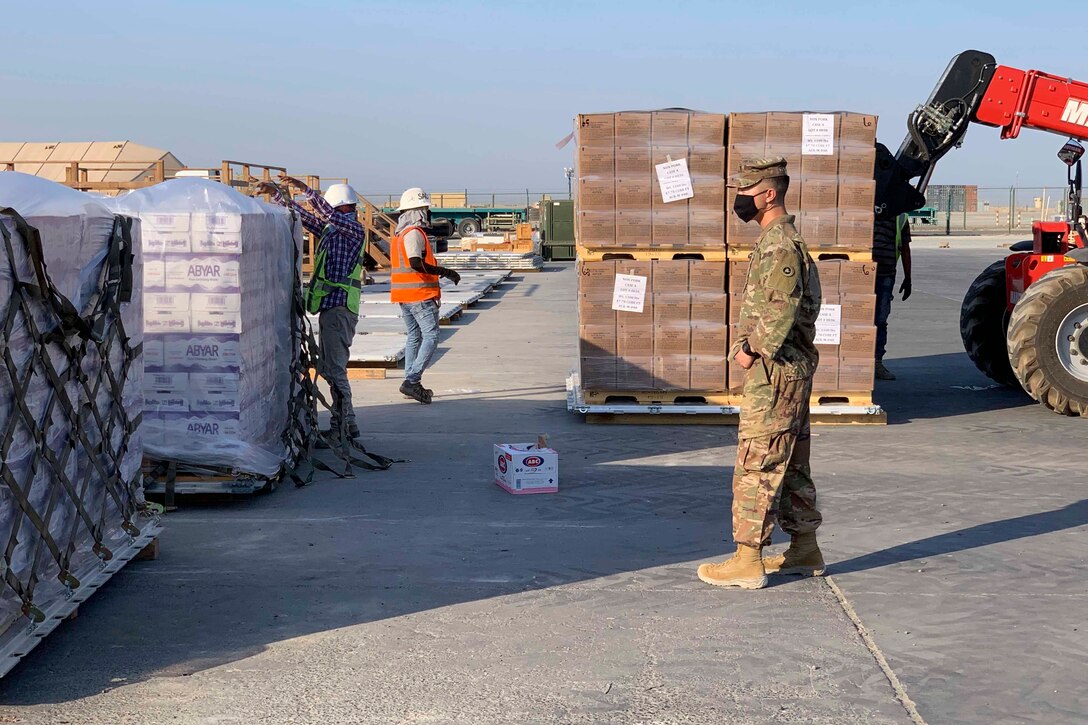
[268,183,367,312]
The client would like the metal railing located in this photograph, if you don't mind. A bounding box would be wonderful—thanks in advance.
[364,190,573,210]
[912,186,1079,235]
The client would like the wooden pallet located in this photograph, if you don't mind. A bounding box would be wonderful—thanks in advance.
[586,409,887,426]
[729,245,873,262]
[309,366,389,380]
[583,390,734,405]
[142,460,275,508]
[439,309,464,325]
[577,246,728,262]
[583,389,875,408]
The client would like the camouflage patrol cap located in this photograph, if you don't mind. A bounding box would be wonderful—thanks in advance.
[727,156,789,189]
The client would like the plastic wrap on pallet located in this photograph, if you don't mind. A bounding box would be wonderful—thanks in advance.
[0,172,149,643]
[107,179,302,477]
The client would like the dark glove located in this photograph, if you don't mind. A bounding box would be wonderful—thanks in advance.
[441,268,461,285]
[899,278,912,301]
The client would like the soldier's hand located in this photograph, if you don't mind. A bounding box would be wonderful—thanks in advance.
[734,348,758,370]
[900,278,912,301]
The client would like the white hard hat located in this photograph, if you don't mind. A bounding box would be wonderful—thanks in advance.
[324,183,358,208]
[398,187,431,211]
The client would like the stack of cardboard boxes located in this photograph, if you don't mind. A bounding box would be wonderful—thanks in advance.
[575,109,880,400]
[577,111,728,249]
[579,259,730,392]
[726,112,877,249]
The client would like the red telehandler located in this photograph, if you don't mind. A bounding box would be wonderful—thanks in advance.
[877,50,1088,415]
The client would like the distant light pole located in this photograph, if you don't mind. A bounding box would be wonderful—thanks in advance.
[564,167,574,199]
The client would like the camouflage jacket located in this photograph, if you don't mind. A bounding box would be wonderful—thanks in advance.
[732,215,821,377]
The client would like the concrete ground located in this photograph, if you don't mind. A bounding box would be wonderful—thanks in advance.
[2,243,1086,724]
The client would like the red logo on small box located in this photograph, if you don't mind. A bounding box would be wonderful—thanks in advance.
[497,456,508,474]
[523,456,544,468]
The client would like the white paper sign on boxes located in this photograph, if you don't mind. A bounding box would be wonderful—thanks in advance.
[494,441,559,495]
[109,179,302,477]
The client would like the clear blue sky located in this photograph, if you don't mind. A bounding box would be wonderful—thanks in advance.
[2,1,1079,195]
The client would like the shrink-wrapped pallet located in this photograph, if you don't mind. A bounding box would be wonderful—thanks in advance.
[0,172,148,647]
[108,179,301,477]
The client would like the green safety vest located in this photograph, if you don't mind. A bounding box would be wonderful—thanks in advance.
[895,213,907,260]
[306,224,364,315]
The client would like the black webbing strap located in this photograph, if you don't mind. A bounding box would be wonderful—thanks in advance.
[0,211,147,622]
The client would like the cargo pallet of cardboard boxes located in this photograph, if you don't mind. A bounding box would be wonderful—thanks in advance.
[567,110,885,425]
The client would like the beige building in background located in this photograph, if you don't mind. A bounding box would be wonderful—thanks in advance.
[0,141,184,188]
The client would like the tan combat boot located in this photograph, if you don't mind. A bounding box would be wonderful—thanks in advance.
[763,532,826,577]
[697,545,767,589]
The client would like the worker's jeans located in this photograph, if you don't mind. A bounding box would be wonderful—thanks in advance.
[319,306,359,437]
[874,273,896,362]
[401,299,441,385]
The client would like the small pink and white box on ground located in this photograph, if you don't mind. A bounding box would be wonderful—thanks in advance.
[494,435,559,495]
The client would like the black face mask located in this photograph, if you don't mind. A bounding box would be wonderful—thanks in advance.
[733,193,760,223]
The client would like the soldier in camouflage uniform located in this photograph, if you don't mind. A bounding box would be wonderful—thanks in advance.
[697,158,826,590]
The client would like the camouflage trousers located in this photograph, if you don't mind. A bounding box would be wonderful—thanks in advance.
[731,360,822,548]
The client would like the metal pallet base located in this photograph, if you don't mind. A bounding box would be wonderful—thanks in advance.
[566,374,886,425]
[0,518,163,678]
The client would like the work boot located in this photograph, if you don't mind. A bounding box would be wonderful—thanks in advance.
[763,533,826,577]
[696,545,767,589]
[399,381,431,404]
[875,361,896,380]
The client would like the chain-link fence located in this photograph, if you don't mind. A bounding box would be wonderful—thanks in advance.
[905,185,1077,235]
[363,191,572,211]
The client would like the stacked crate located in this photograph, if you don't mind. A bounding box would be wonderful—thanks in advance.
[575,111,730,395]
[726,111,879,399]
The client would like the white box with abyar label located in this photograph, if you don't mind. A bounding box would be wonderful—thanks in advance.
[144,308,191,333]
[166,256,241,290]
[191,232,243,254]
[192,309,243,334]
[190,292,242,312]
[494,443,559,495]
[165,336,241,369]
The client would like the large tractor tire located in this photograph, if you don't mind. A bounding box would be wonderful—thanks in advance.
[1006,264,1088,416]
[960,259,1018,386]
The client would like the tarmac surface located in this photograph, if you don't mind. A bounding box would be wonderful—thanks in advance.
[2,240,1086,723]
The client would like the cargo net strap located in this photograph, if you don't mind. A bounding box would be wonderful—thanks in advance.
[0,208,147,623]
[281,209,400,487]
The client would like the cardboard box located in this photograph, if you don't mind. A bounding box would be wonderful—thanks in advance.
[691,355,728,392]
[616,357,654,390]
[653,295,692,327]
[578,211,615,246]
[577,146,615,178]
[615,260,652,279]
[615,112,652,146]
[616,177,652,209]
[838,261,877,296]
[654,325,692,355]
[652,111,689,145]
[727,210,762,246]
[840,293,877,325]
[691,293,727,323]
[838,359,875,391]
[577,114,615,146]
[798,212,838,246]
[579,324,617,357]
[615,146,653,176]
[690,178,726,211]
[837,211,875,249]
[192,310,243,335]
[729,259,751,294]
[652,260,689,293]
[580,357,616,390]
[653,355,692,390]
[578,294,616,325]
[494,443,559,495]
[839,113,878,147]
[651,145,689,168]
[728,142,768,175]
[616,210,651,244]
[689,262,726,293]
[689,147,726,178]
[579,178,615,211]
[813,355,839,391]
[800,151,839,179]
[651,204,688,246]
[617,326,654,356]
[800,178,838,211]
[815,261,842,298]
[838,146,876,179]
[688,113,727,147]
[691,323,728,356]
[689,210,725,246]
[728,113,768,145]
[766,112,804,145]
[838,180,876,212]
[840,326,877,358]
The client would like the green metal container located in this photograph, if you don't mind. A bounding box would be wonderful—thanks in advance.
[541,199,575,244]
